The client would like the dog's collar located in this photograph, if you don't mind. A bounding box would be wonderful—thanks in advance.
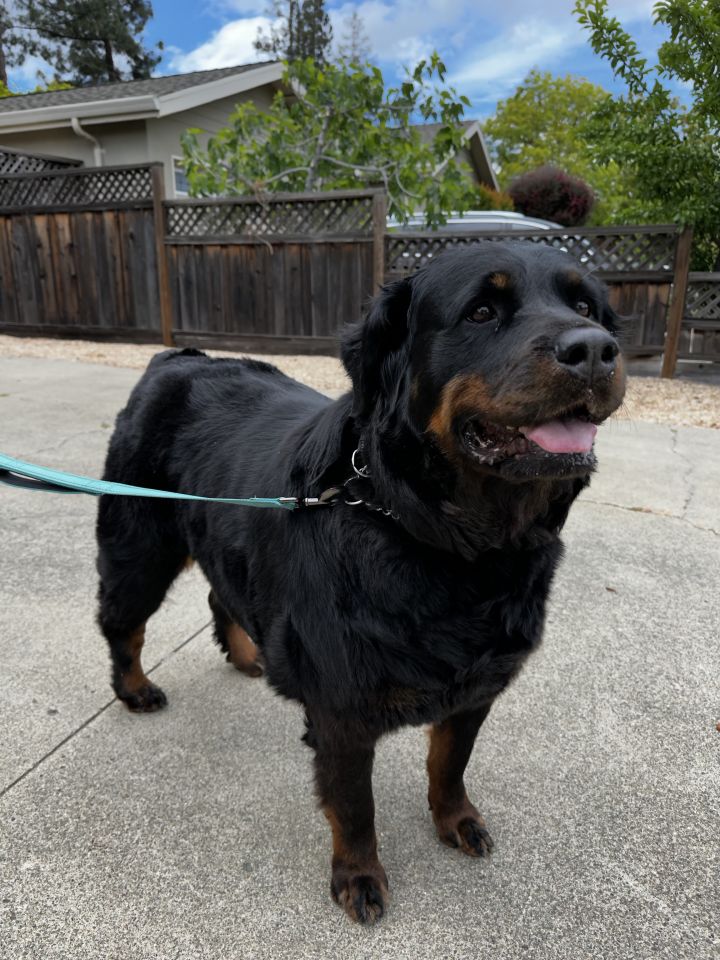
[313,446,399,520]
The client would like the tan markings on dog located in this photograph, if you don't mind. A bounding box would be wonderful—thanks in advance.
[426,374,534,458]
[427,374,492,455]
[119,624,150,696]
[226,623,263,677]
[183,556,194,570]
[426,721,458,813]
[565,270,583,286]
[323,806,356,864]
[489,272,510,290]
[427,722,488,850]
[323,806,380,867]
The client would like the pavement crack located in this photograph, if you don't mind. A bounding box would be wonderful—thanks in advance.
[603,860,717,947]
[0,620,212,801]
[670,425,695,520]
[580,497,719,538]
[31,428,106,458]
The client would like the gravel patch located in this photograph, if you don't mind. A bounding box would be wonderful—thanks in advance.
[1,334,718,429]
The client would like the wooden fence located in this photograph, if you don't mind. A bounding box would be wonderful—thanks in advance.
[0,161,717,375]
[0,163,160,341]
[0,146,81,175]
[163,190,385,353]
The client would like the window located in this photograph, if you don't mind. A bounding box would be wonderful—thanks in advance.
[172,156,190,197]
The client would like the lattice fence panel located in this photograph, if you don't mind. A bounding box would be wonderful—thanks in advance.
[166,194,375,239]
[0,149,81,175]
[0,165,154,209]
[685,275,720,319]
[386,229,678,277]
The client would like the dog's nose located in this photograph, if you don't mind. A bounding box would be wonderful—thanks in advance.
[554,328,619,382]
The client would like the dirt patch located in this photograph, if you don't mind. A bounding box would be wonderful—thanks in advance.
[1,335,718,429]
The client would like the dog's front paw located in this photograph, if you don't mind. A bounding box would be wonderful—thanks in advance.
[431,798,494,858]
[117,681,168,713]
[331,863,389,924]
[441,816,494,857]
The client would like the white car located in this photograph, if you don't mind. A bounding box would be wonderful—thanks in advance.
[387,211,562,233]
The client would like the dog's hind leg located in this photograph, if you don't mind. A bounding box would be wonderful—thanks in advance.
[427,703,495,857]
[97,502,187,712]
[208,590,263,677]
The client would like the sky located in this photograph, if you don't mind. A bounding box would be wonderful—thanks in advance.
[7,0,676,118]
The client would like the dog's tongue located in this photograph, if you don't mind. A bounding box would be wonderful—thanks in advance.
[521,419,597,454]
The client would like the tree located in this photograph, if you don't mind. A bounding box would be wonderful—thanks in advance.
[1,77,72,96]
[254,0,333,64]
[336,10,370,64]
[475,184,514,212]
[11,0,163,85]
[181,56,476,228]
[509,165,595,226]
[575,0,720,267]
[0,2,21,87]
[483,70,630,223]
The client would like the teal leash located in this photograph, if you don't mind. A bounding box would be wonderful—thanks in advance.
[0,452,332,511]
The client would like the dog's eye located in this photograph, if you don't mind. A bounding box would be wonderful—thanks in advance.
[575,300,591,317]
[468,304,496,324]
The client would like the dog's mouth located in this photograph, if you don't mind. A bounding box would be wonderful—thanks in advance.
[460,405,601,475]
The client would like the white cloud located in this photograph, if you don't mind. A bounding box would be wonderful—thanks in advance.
[331,0,460,63]
[7,54,55,92]
[213,0,268,12]
[169,16,275,71]
[168,0,661,93]
[450,19,583,103]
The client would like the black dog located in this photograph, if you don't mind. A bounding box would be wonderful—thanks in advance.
[96,243,626,923]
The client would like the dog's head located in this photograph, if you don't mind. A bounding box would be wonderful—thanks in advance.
[342,242,626,482]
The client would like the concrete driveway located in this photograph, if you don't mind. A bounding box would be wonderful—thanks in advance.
[1,355,718,960]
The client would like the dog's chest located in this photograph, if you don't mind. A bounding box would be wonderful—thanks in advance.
[288,535,557,724]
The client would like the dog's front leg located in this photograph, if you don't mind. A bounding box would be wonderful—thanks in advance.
[427,703,495,857]
[308,712,388,924]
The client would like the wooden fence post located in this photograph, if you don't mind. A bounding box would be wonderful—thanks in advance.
[371,193,388,293]
[661,225,693,378]
[150,164,174,347]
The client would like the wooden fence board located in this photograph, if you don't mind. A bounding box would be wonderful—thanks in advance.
[0,206,159,332]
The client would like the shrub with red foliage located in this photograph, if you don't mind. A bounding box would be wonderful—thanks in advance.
[508,165,595,226]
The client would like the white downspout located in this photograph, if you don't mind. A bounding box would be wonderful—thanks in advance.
[70,117,104,167]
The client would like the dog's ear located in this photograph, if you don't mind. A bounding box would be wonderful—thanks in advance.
[341,279,412,419]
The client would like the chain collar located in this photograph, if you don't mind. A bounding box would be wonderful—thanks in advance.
[305,446,398,520]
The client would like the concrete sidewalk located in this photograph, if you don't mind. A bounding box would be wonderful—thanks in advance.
[1,356,718,960]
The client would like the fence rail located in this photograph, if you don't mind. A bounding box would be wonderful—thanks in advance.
[0,147,81,175]
[680,272,720,362]
[385,226,678,279]
[164,189,379,241]
[0,163,155,213]
[0,162,717,373]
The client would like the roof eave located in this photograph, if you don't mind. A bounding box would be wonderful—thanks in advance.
[462,121,499,191]
[155,62,285,117]
[0,95,159,131]
[0,62,285,131]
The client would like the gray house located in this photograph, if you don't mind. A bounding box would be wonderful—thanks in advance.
[0,63,285,197]
[0,63,497,198]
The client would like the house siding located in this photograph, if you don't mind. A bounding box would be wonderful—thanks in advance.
[147,85,278,196]
[0,82,278,195]
[0,121,149,167]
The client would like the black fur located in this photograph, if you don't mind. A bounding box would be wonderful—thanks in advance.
[96,243,625,923]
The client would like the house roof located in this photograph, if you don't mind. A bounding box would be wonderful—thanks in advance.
[0,62,284,132]
[412,120,498,191]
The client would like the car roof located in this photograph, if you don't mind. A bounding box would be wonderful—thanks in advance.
[387,211,562,231]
